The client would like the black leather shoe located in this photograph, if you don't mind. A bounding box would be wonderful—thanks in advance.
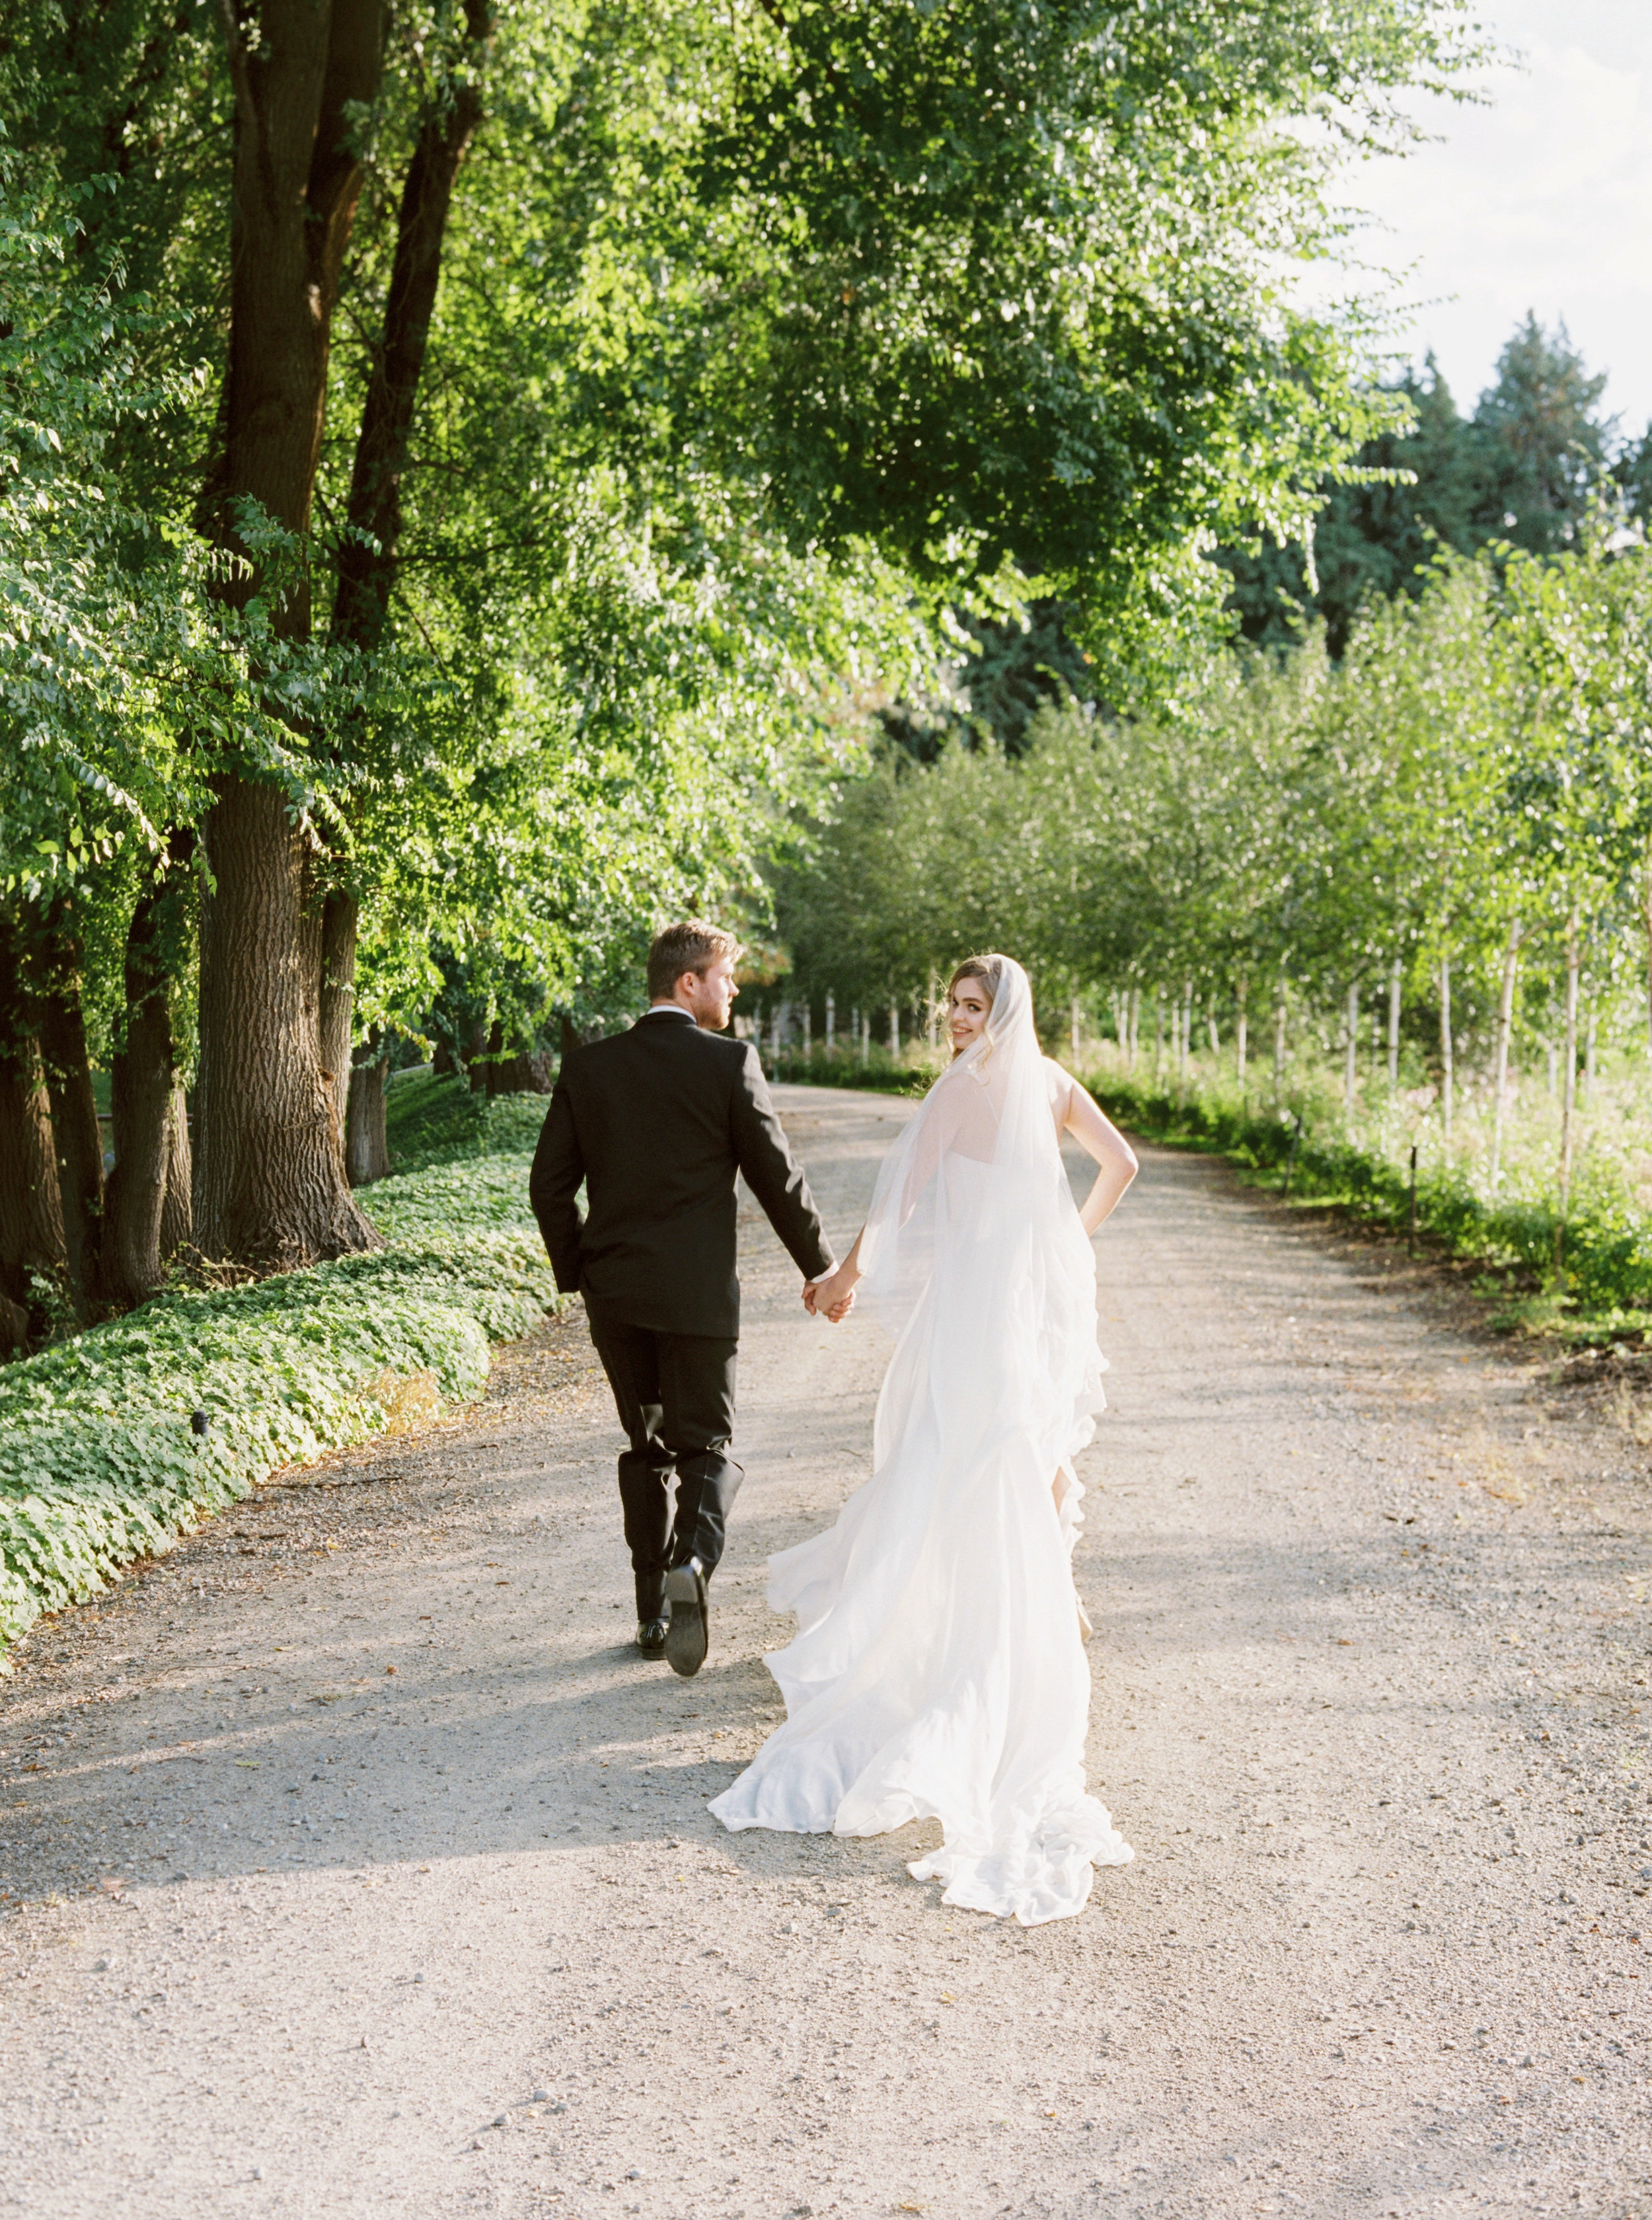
[663,1558,709,1678]
[636,1617,669,1659]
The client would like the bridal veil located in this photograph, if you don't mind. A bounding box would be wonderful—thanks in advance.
[710,957,1132,1923]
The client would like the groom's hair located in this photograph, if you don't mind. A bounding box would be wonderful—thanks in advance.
[647,921,739,1000]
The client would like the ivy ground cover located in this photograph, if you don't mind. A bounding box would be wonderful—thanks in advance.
[0,1103,556,1658]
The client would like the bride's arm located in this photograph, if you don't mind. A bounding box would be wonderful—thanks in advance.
[1059,1075,1139,1235]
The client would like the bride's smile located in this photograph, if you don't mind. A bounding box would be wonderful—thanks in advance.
[946,977,992,1056]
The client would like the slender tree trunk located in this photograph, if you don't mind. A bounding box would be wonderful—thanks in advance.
[1343,977,1359,1117]
[1235,972,1248,1087]
[346,1040,393,1186]
[1439,953,1454,1152]
[105,845,192,1303]
[35,902,106,1310]
[194,781,380,1266]
[1490,921,1522,1195]
[1070,997,1080,1060]
[1585,1007,1596,1098]
[1181,978,1193,1074]
[1559,915,1581,1251]
[1644,842,1652,1053]
[159,1085,193,1260]
[825,993,835,1050]
[1207,1000,1219,1055]
[0,912,67,1338]
[1129,985,1140,1068]
[318,887,357,1174]
[1387,956,1402,1089]
[889,999,901,1057]
[1273,973,1287,1101]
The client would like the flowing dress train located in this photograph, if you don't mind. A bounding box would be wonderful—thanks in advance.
[709,962,1132,1924]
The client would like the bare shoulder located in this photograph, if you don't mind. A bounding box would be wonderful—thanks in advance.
[1041,1056,1078,1112]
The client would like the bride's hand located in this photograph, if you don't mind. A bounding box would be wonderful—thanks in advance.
[806,1266,856,1324]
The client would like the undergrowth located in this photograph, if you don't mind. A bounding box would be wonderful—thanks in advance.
[1077,1071,1652,1348]
[767,1047,1652,1345]
[0,1118,559,1658]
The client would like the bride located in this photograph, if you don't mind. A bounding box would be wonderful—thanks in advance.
[710,954,1140,1925]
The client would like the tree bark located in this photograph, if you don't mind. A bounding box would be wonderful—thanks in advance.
[191,0,387,1269]
[0,913,67,1337]
[1489,922,1522,1195]
[160,1085,193,1261]
[195,778,380,1266]
[1387,956,1402,1089]
[1343,977,1359,1117]
[35,901,106,1310]
[346,1040,393,1186]
[318,886,358,1173]
[330,0,494,656]
[104,847,192,1303]
[1438,953,1454,1153]
[1558,914,1581,1262]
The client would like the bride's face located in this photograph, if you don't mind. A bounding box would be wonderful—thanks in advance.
[948,977,993,1056]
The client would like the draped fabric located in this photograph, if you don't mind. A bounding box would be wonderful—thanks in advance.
[710,959,1132,1923]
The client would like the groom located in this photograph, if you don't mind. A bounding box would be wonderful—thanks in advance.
[529,923,841,1677]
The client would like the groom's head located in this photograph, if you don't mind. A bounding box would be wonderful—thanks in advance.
[648,922,741,1030]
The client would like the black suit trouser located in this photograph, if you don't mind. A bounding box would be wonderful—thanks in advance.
[585,1303,741,1601]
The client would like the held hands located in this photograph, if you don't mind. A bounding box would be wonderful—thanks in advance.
[803,1268,856,1324]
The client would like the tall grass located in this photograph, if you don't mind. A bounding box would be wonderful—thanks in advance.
[768,1034,1652,1336]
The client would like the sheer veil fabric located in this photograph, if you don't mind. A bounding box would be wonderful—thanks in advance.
[709,958,1132,1923]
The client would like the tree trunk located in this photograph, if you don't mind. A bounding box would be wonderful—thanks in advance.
[1273,974,1287,1100]
[1235,972,1248,1088]
[319,886,358,1173]
[191,0,386,1269]
[1438,954,1454,1152]
[346,1038,393,1186]
[487,1043,553,1096]
[1559,916,1581,1255]
[35,903,106,1310]
[105,855,188,1303]
[0,913,67,1336]
[159,1085,193,1262]
[1343,977,1359,1116]
[329,0,493,656]
[1490,922,1522,1194]
[194,779,381,1266]
[1387,956,1402,1089]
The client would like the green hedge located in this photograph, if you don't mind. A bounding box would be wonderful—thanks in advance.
[0,1151,559,1656]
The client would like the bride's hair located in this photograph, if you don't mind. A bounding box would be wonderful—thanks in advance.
[948,954,1006,1003]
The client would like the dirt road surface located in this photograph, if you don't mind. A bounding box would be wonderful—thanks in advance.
[3,1084,1651,2219]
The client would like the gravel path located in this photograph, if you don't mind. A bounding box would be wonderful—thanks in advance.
[3,1084,1651,2219]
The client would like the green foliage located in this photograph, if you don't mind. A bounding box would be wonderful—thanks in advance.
[0,1143,558,1656]
[1217,318,1628,654]
[381,1069,550,1174]
[1080,1066,1652,1337]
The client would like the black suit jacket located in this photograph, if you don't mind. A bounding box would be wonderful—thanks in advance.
[529,1011,833,1338]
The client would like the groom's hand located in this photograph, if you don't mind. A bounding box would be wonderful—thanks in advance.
[804,1274,854,1324]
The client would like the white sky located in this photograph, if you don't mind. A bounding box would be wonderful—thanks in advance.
[1328,0,1652,439]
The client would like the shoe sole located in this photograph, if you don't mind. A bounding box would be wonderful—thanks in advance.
[663,1566,708,1678]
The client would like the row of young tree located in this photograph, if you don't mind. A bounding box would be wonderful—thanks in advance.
[776,525,1652,1217]
[0,0,1495,1346]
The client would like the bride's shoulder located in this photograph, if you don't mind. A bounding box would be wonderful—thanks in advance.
[1041,1055,1075,1102]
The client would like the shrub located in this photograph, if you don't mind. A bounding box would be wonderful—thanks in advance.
[0,1149,558,1656]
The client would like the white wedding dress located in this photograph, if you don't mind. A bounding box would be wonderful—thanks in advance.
[710,959,1132,1924]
